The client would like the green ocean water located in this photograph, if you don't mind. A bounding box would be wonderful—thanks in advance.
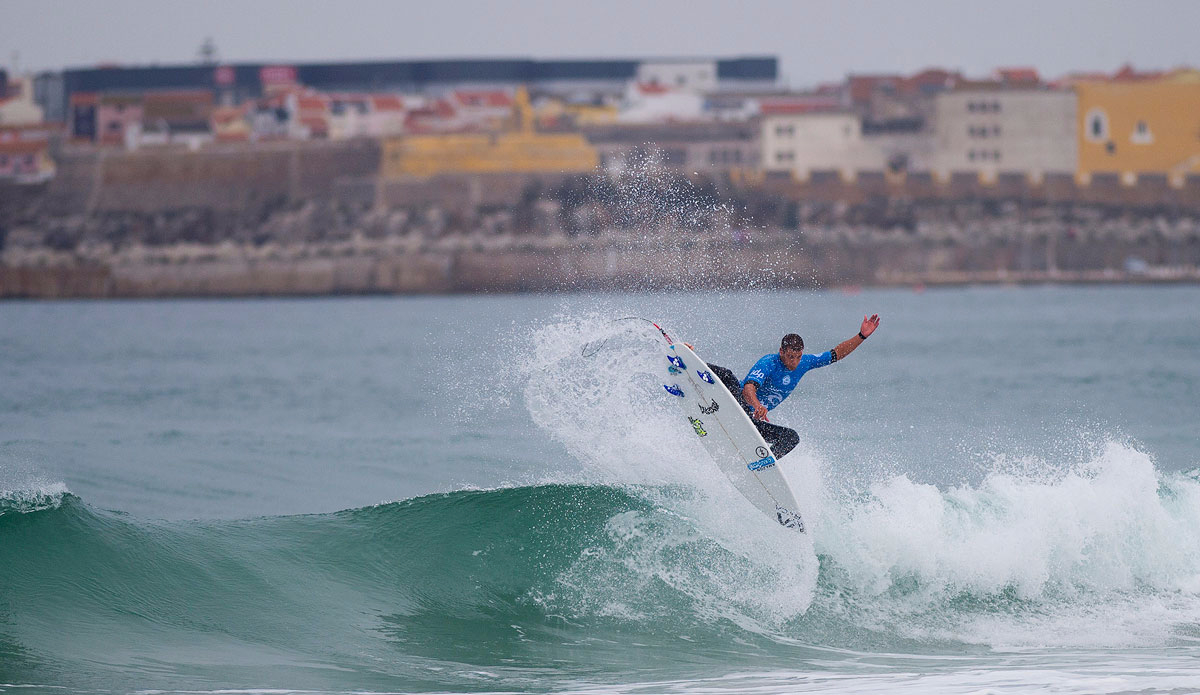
[3,286,1200,694]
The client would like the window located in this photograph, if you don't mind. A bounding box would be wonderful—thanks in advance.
[993,150,1001,161]
[993,125,1001,136]
[968,102,977,113]
[775,150,795,164]
[1085,108,1109,142]
[1131,119,1154,145]
[968,151,976,161]
[774,124,794,137]
[991,101,1000,112]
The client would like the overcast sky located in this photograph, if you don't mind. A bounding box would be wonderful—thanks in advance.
[3,0,1197,88]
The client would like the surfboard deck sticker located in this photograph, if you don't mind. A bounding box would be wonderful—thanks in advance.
[652,324,806,532]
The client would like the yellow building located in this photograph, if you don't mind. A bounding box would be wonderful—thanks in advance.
[382,86,598,179]
[1076,71,1200,185]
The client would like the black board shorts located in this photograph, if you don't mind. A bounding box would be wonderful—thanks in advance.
[706,363,800,458]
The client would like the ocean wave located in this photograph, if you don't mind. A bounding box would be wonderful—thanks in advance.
[0,481,71,516]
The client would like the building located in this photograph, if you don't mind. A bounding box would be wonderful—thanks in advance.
[382,88,598,178]
[847,69,961,126]
[761,111,883,179]
[583,121,759,172]
[0,75,46,126]
[0,125,57,182]
[95,94,143,145]
[932,83,1076,182]
[1074,70,1200,185]
[40,57,778,127]
[636,59,720,92]
[618,82,705,123]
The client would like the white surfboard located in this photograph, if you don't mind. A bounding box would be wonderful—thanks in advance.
[652,323,806,532]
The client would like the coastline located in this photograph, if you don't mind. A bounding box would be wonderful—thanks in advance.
[4,233,1197,299]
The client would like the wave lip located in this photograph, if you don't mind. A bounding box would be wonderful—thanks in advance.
[0,481,71,516]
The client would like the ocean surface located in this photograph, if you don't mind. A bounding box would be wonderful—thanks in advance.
[3,286,1200,694]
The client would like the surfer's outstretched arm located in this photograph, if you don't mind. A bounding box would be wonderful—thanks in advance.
[831,313,881,361]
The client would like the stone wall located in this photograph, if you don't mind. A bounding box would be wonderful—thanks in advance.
[41,140,380,215]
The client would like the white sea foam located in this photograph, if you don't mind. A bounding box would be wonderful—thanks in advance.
[812,440,1200,647]
[515,314,1200,649]
[0,479,70,514]
[518,314,819,628]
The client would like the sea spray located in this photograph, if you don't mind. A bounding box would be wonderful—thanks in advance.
[511,313,821,626]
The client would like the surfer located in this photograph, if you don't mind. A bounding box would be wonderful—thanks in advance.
[707,314,881,457]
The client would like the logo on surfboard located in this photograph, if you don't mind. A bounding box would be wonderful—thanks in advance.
[755,446,769,459]
[688,417,707,437]
[663,384,685,397]
[668,355,687,371]
[748,455,776,471]
[775,505,805,532]
[697,370,715,384]
[699,399,719,414]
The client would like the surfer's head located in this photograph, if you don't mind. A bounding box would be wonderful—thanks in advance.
[780,333,804,369]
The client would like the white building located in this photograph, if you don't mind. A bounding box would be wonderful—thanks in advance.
[761,111,885,179]
[932,86,1076,181]
[636,60,719,92]
[0,76,45,126]
[618,82,705,124]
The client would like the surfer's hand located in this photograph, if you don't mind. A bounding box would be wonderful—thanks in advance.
[753,403,769,421]
[860,313,880,338]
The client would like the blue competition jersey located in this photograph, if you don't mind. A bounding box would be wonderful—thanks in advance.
[741,351,835,410]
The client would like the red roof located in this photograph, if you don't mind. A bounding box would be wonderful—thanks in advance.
[413,99,455,118]
[848,75,902,104]
[995,67,1040,85]
[143,90,213,104]
[0,140,49,154]
[299,116,328,133]
[908,69,961,89]
[760,96,841,115]
[1113,64,1164,81]
[370,95,404,111]
[454,90,512,107]
[296,95,328,111]
[635,82,672,95]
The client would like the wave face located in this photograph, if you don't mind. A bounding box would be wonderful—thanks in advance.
[7,450,1200,691]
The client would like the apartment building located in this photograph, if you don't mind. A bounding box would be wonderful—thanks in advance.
[933,84,1076,181]
[1074,70,1200,185]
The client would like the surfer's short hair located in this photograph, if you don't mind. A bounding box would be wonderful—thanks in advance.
[781,333,804,350]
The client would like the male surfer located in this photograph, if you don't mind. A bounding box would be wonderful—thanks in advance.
[707,314,881,458]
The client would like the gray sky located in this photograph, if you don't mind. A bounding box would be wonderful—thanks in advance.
[3,0,1197,88]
